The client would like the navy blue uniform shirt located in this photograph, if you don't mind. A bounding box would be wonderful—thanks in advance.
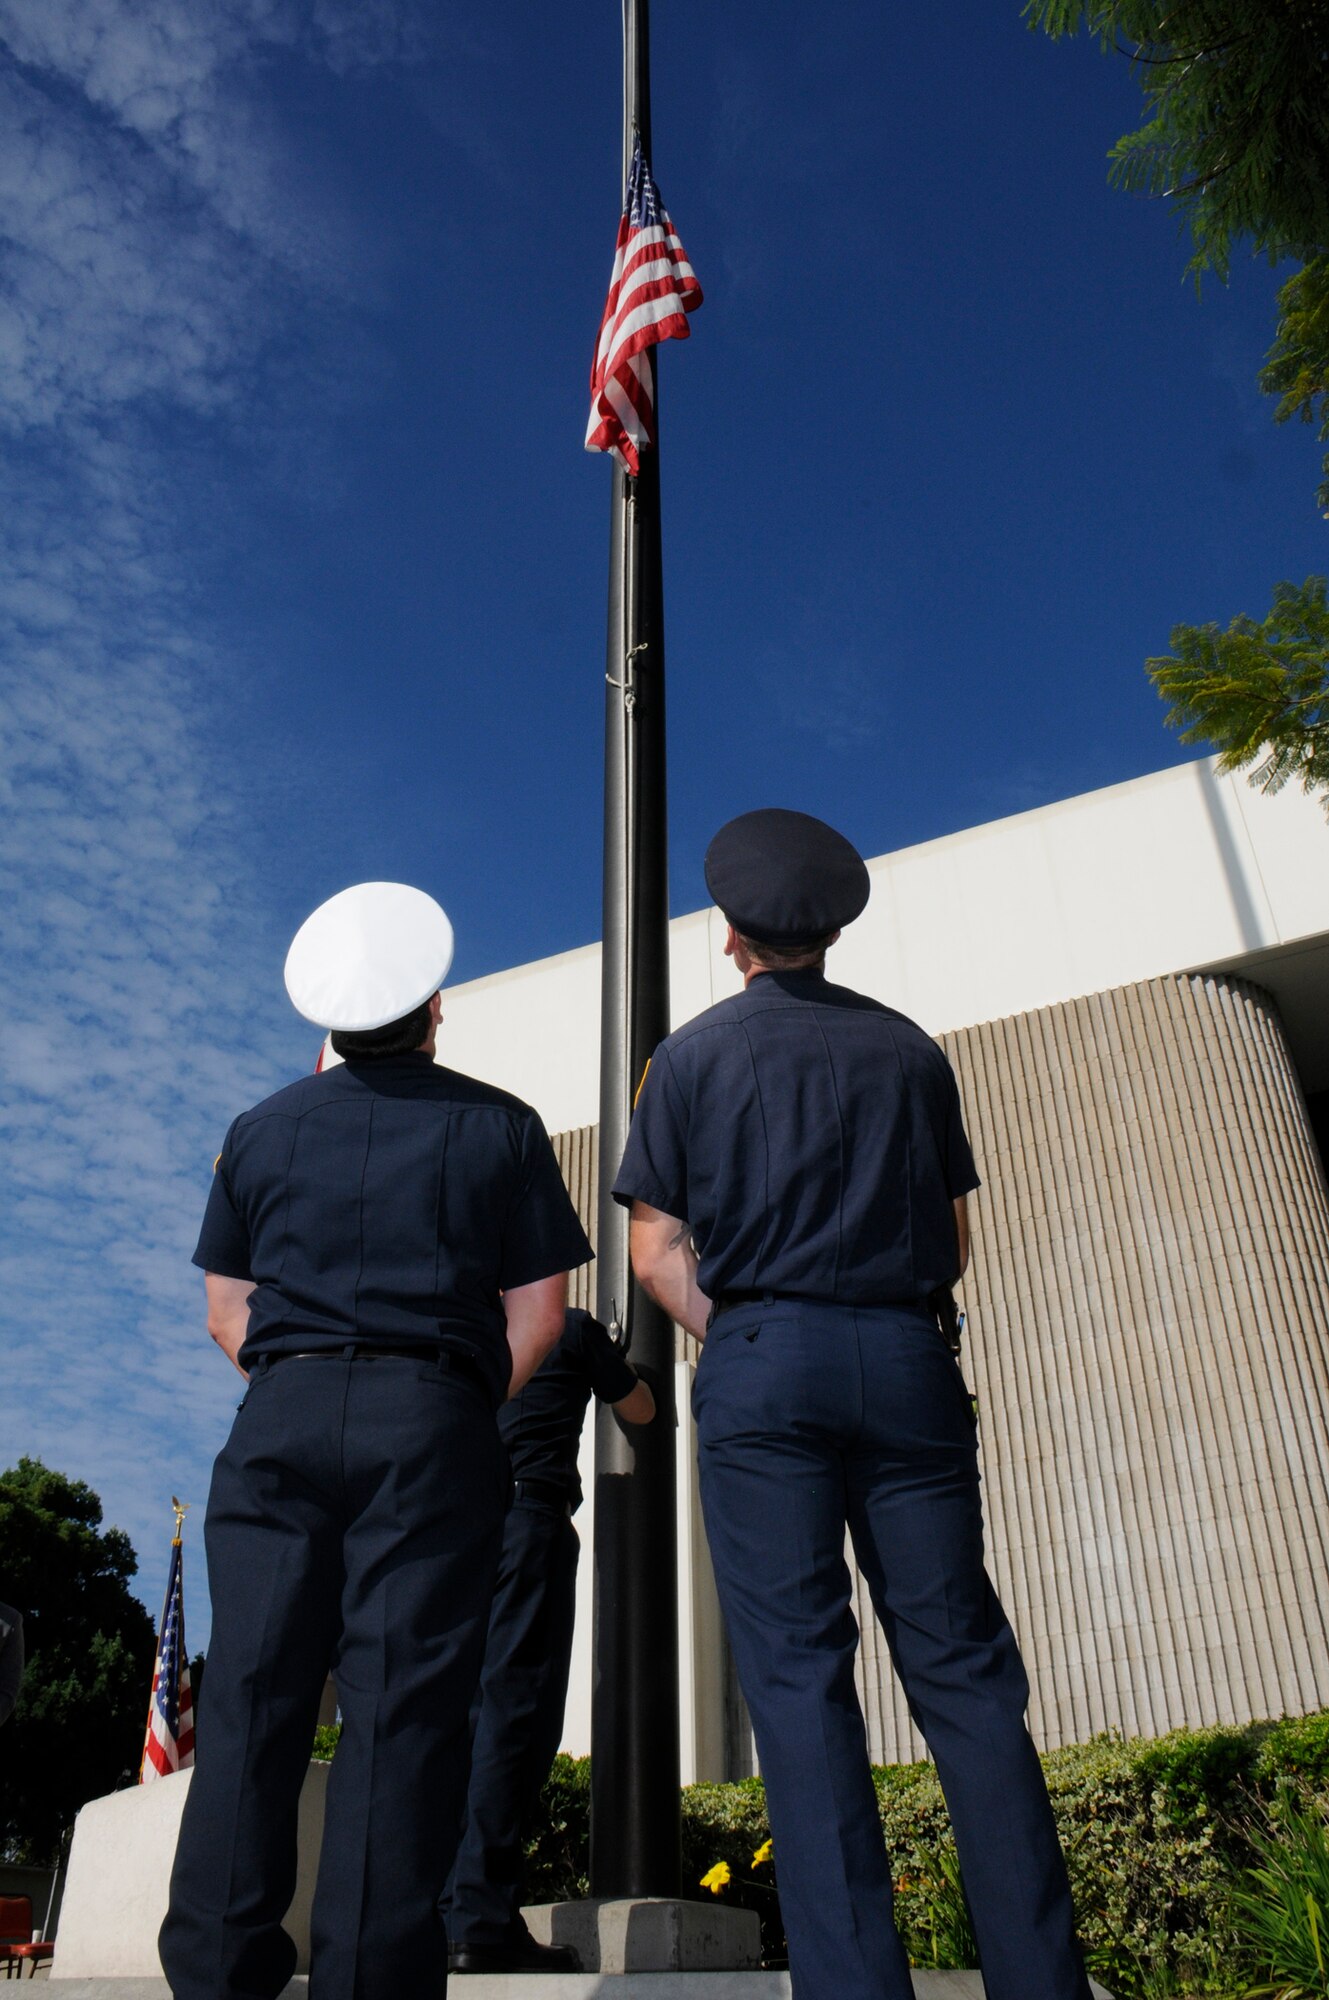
[612,969,979,1304]
[194,1052,593,1403]
[500,1308,638,1509]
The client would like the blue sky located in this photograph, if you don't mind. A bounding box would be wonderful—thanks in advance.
[2,0,1323,1645]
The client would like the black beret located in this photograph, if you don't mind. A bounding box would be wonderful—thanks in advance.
[704,808,870,947]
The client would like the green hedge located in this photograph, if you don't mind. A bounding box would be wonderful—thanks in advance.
[313,1711,1329,1995]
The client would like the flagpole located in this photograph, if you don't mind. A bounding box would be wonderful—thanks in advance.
[590,0,682,1902]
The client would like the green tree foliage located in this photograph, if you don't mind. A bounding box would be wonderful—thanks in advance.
[1262,254,1329,516]
[0,1458,157,1863]
[1146,576,1329,811]
[1026,1,1329,483]
[1025,5,1329,501]
[1027,5,1329,796]
[1022,2,1329,277]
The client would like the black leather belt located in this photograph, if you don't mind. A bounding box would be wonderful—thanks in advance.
[708,1290,923,1323]
[262,1345,491,1397]
[512,1476,573,1513]
[275,1344,429,1362]
[709,1289,811,1319]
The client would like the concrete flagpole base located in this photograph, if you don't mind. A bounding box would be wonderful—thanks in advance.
[523,1897,762,1972]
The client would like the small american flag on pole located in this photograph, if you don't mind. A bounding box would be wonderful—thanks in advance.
[140,1509,195,1781]
[585,136,702,475]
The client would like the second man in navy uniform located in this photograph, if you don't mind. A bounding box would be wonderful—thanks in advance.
[444,1307,654,1974]
[613,810,1092,2000]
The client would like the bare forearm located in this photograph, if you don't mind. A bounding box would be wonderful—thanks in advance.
[503,1272,568,1397]
[204,1273,255,1379]
[211,1319,248,1375]
[629,1206,711,1342]
[638,1257,709,1341]
[953,1195,971,1278]
[613,1377,656,1425]
[506,1322,562,1396]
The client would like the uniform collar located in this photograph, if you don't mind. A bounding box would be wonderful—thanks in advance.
[744,966,829,996]
[340,1050,437,1071]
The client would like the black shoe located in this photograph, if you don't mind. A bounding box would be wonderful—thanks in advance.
[448,1936,581,1975]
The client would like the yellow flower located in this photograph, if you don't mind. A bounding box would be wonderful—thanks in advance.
[700,1861,731,1896]
[751,1840,773,1868]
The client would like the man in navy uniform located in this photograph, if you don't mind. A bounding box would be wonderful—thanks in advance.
[613,811,1092,2000]
[160,882,592,2000]
[444,1307,654,1975]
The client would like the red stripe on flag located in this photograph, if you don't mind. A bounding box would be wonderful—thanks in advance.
[140,1537,194,1781]
[143,1728,175,1777]
[585,141,702,474]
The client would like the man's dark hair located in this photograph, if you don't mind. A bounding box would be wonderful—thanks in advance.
[738,931,836,971]
[329,998,433,1062]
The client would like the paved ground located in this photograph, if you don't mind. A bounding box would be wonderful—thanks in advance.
[35,1975,1115,1997]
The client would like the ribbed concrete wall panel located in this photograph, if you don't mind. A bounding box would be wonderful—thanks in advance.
[552,1124,598,1312]
[918,972,1329,1761]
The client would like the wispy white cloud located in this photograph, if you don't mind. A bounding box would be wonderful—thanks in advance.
[0,1,421,433]
[0,1,437,1634]
[0,433,296,1631]
[774,651,893,754]
[763,574,898,754]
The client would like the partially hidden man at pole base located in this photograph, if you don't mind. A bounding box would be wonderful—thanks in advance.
[444,1307,655,1976]
[159,882,593,2000]
[0,1600,24,1728]
[613,809,1094,2000]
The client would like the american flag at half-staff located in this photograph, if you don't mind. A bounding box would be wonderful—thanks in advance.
[585,136,702,476]
[140,1513,195,1781]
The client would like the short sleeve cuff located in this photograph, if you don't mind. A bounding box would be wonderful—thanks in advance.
[500,1237,594,1293]
[611,1174,687,1218]
[193,1152,253,1280]
[190,1247,253,1281]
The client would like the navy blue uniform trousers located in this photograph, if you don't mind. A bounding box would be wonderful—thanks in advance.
[693,1302,1092,2000]
[442,1496,580,1943]
[160,1352,505,2000]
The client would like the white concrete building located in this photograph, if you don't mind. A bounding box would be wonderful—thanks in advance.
[403,758,1329,1777]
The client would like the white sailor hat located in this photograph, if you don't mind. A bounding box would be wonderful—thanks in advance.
[283,882,455,1032]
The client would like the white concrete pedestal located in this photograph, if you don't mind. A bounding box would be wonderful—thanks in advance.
[50,1762,330,1982]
